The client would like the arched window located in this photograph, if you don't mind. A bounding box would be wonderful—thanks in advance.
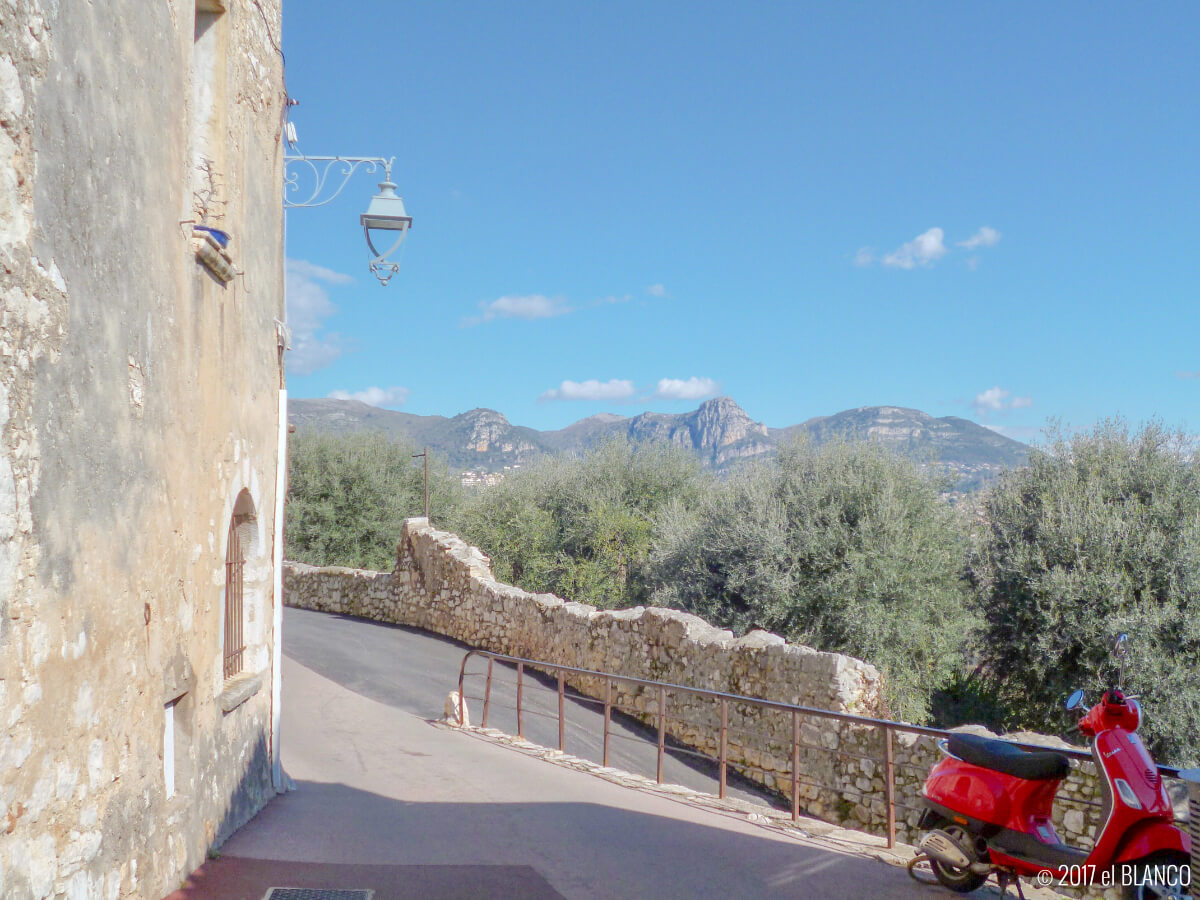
[223,490,256,678]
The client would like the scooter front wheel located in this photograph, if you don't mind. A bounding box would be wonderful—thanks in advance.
[1121,850,1190,900]
[927,823,988,894]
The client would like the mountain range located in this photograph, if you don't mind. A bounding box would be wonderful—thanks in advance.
[289,397,1030,490]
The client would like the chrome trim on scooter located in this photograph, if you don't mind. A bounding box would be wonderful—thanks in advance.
[937,739,963,761]
[920,830,972,869]
[1094,737,1118,848]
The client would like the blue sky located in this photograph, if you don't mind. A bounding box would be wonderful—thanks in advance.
[281,2,1199,441]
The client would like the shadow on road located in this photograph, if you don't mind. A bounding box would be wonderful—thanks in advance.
[284,606,784,810]
[169,779,927,899]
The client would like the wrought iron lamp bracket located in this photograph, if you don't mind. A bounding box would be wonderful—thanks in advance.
[283,155,394,209]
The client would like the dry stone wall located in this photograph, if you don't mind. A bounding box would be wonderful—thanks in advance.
[284,518,1107,849]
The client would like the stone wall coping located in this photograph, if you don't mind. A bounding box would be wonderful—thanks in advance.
[397,517,882,677]
[409,527,864,686]
[285,560,389,579]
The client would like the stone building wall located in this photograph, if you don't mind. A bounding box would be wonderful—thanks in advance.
[284,519,1108,850]
[1,1,286,897]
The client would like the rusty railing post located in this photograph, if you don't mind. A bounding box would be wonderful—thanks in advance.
[792,710,800,822]
[603,677,612,768]
[516,661,524,740]
[455,650,471,728]
[558,671,566,752]
[719,697,728,799]
[482,656,494,728]
[657,686,666,784]
[882,724,896,848]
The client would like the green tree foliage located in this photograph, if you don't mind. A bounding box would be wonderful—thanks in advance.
[286,419,1200,758]
[286,430,463,571]
[455,440,707,609]
[972,420,1200,765]
[649,439,973,722]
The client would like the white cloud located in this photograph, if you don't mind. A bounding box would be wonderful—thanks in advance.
[972,386,1033,415]
[285,258,351,375]
[958,226,1002,250]
[853,247,875,267]
[328,386,410,408]
[646,283,668,298]
[1175,370,1200,379]
[465,294,572,325]
[882,227,947,269]
[653,376,721,401]
[286,259,355,285]
[539,379,637,402]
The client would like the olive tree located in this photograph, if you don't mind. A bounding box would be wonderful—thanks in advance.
[971,420,1200,765]
[286,430,463,571]
[456,440,708,609]
[650,439,973,722]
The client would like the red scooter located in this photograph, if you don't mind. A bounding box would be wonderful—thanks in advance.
[915,635,1191,899]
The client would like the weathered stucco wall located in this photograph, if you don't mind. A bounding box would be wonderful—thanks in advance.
[284,519,1110,852]
[1,1,286,897]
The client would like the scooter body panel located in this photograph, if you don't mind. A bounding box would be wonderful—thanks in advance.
[1112,820,1191,866]
[922,755,1059,833]
[918,696,1184,885]
[1086,727,1178,869]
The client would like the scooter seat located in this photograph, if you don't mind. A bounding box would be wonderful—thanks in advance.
[947,734,1071,781]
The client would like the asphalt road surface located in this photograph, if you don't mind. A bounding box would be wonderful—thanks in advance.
[188,653,955,899]
[283,606,783,810]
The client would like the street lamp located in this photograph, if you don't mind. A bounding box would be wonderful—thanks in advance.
[284,155,413,285]
[360,174,412,286]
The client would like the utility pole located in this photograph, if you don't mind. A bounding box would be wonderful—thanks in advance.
[412,447,429,519]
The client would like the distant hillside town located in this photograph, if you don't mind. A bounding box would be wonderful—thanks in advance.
[461,467,518,488]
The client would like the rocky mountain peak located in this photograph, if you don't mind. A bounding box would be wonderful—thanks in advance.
[289,395,1030,488]
[452,408,512,453]
[625,396,770,463]
[690,397,769,449]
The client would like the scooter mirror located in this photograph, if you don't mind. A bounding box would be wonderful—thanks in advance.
[1066,689,1086,711]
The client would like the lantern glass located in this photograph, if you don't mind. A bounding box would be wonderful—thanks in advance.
[360,180,412,285]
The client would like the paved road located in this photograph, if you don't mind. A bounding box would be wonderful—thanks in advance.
[173,653,947,899]
[283,606,782,809]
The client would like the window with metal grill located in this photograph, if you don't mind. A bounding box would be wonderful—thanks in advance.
[223,513,245,679]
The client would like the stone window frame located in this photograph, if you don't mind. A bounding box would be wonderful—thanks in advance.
[191,0,229,198]
[219,487,265,714]
[190,0,237,284]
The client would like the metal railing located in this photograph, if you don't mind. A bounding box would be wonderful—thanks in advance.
[457,649,1186,849]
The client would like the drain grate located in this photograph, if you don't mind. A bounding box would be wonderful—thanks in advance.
[264,891,373,900]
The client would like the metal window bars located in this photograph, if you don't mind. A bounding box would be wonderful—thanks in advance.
[223,518,245,679]
[456,649,1186,850]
